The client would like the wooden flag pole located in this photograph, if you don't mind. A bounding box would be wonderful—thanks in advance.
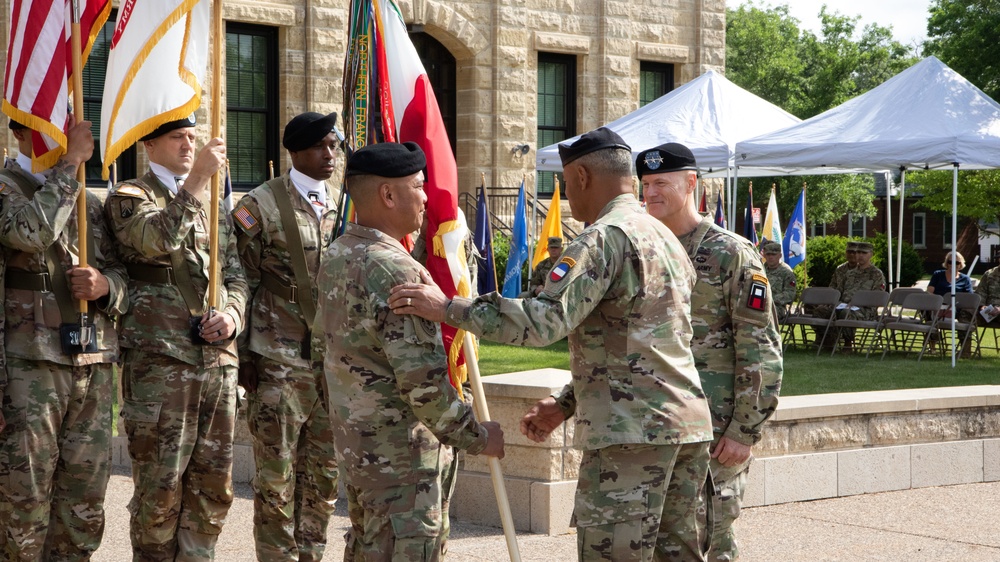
[70,0,88,318]
[463,332,522,562]
[208,0,224,312]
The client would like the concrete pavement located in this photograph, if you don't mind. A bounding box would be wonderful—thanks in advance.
[92,467,1000,561]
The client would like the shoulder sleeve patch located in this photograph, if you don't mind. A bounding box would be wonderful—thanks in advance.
[233,204,261,234]
[114,185,146,198]
[549,256,576,282]
[733,266,772,328]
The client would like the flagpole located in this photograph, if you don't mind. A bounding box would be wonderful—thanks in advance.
[69,0,91,346]
[803,182,809,288]
[208,0,224,313]
[463,332,522,562]
[268,159,274,180]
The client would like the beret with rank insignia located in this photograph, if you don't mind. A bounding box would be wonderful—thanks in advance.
[635,142,697,179]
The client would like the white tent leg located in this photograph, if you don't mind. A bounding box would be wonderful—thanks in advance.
[885,171,894,288]
[896,170,906,288]
[951,165,959,368]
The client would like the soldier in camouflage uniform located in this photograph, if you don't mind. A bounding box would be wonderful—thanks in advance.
[392,129,714,562]
[0,119,128,560]
[233,112,341,561]
[762,241,796,323]
[315,142,505,561]
[834,242,886,322]
[828,241,859,290]
[976,265,1000,324]
[639,142,782,562]
[524,236,563,296]
[105,116,249,560]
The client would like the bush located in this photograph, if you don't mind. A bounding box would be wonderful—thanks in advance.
[869,233,924,288]
[803,235,848,287]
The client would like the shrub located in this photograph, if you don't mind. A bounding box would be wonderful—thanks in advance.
[869,233,924,288]
[803,235,848,287]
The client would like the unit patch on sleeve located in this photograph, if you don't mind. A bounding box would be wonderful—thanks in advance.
[550,257,577,282]
[234,205,259,231]
[746,273,769,311]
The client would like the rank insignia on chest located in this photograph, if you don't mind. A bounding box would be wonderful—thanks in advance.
[747,274,768,311]
[234,206,258,230]
[550,257,576,282]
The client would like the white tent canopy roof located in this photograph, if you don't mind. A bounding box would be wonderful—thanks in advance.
[535,70,801,175]
[735,56,1000,171]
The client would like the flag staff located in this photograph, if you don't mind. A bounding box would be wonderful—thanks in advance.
[208,0,224,312]
[69,0,91,345]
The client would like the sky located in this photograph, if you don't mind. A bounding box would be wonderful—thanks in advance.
[726,0,934,48]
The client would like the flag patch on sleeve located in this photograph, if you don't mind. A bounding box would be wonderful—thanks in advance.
[234,206,258,231]
[747,274,769,311]
[550,257,576,282]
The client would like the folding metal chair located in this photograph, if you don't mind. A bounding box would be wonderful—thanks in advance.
[781,287,840,354]
[880,292,944,361]
[933,292,981,359]
[829,290,891,357]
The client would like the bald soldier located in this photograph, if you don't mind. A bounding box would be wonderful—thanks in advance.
[638,142,782,562]
[761,241,796,323]
[391,128,714,561]
[0,119,127,560]
[233,112,341,560]
[314,142,504,561]
[105,116,249,559]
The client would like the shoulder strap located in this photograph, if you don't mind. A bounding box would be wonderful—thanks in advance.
[268,176,317,330]
[131,173,205,316]
[682,218,715,260]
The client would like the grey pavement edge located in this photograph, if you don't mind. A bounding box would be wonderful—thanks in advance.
[94,468,1000,561]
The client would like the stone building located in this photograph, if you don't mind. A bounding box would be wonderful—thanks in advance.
[2,0,725,199]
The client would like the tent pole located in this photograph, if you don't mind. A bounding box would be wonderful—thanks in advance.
[951,164,959,368]
[885,171,894,289]
[732,166,740,232]
[896,169,906,289]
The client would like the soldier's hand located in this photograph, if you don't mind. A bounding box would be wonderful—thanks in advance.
[238,361,259,393]
[520,396,565,443]
[711,436,752,467]
[389,270,449,322]
[67,266,110,301]
[183,138,227,197]
[480,420,505,459]
[200,309,236,343]
[63,120,95,169]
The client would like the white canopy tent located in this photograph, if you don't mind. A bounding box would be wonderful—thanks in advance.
[535,70,802,226]
[735,56,1000,365]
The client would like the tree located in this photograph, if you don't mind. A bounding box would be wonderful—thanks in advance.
[907,169,1000,236]
[924,0,1000,101]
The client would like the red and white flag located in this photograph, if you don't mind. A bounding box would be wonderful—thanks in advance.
[3,0,110,171]
[99,0,210,179]
[378,0,472,388]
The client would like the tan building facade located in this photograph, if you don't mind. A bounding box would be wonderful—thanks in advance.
[2,0,725,196]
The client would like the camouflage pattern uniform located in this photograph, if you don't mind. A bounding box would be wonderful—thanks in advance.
[233,173,340,561]
[976,266,1000,324]
[446,195,714,562]
[0,160,127,560]
[765,261,796,323]
[106,171,249,560]
[316,222,491,561]
[527,255,556,294]
[828,260,855,290]
[835,265,886,321]
[676,217,783,562]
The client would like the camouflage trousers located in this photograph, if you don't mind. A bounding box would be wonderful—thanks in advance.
[704,456,751,562]
[121,349,237,561]
[246,355,339,561]
[574,442,710,562]
[342,445,459,561]
[0,357,113,561]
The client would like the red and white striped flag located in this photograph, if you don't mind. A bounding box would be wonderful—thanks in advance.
[100,0,210,179]
[3,0,110,171]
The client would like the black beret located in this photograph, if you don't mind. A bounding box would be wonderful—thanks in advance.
[557,127,630,166]
[8,118,26,131]
[140,115,196,142]
[635,142,697,179]
[283,111,337,151]
[346,142,426,178]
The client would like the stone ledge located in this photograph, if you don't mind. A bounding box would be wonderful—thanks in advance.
[772,385,1000,421]
[634,42,690,63]
[533,32,590,55]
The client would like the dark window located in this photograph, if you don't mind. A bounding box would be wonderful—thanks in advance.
[410,31,456,155]
[537,53,576,194]
[639,62,674,106]
[82,10,137,185]
[226,23,278,191]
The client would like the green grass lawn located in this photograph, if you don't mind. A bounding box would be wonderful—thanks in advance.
[477,333,1000,396]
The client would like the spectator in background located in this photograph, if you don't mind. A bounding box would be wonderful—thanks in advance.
[927,251,973,297]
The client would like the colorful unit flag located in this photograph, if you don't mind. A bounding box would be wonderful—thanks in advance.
[3,0,111,171]
[502,181,529,298]
[714,191,727,229]
[223,161,234,213]
[100,0,210,179]
[761,186,782,246]
[343,0,472,389]
[783,189,806,269]
[743,183,759,246]
[698,188,707,214]
[474,181,498,295]
[531,179,562,268]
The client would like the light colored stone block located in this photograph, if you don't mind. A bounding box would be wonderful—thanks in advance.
[869,413,962,446]
[742,459,765,508]
[984,439,1000,482]
[763,452,838,505]
[837,446,911,496]
[112,435,131,471]
[233,444,256,484]
[451,472,533,531]
[530,480,577,535]
[463,444,565,480]
[786,417,869,453]
[911,441,984,488]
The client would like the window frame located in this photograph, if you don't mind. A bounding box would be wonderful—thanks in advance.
[225,22,279,192]
[848,213,867,239]
[810,223,827,238]
[536,52,577,195]
[912,212,927,249]
[942,213,953,249]
[639,61,674,107]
